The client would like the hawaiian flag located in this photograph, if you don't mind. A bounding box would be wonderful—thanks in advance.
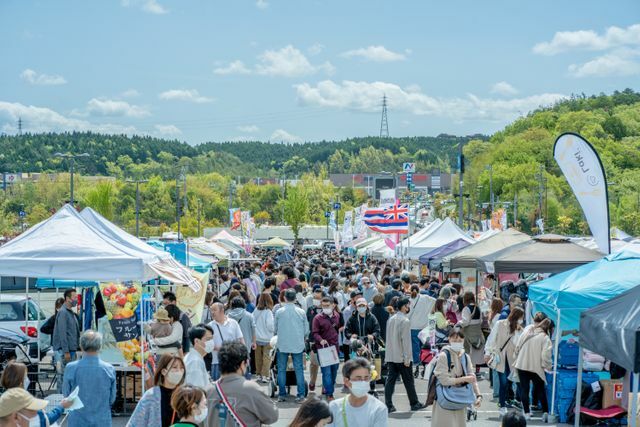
[364,201,409,234]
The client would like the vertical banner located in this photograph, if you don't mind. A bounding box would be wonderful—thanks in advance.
[379,189,396,207]
[491,209,506,230]
[554,132,610,254]
[241,211,251,238]
[354,203,368,239]
[342,210,353,243]
[177,271,209,324]
[329,211,337,230]
[230,209,241,230]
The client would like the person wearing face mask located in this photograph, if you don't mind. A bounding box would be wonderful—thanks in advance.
[305,285,325,392]
[0,361,73,427]
[128,354,186,427]
[432,328,482,426]
[0,388,48,427]
[184,324,215,392]
[483,307,525,416]
[326,358,388,427]
[344,298,380,348]
[360,277,378,304]
[384,297,425,413]
[169,385,208,427]
[312,297,344,401]
[209,341,279,427]
[51,288,80,393]
[62,331,116,427]
[253,293,275,384]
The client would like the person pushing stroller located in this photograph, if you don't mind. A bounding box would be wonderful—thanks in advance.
[345,298,381,396]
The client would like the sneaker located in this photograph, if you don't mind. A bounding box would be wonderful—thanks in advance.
[277,397,286,403]
[499,407,508,417]
[308,383,315,392]
[295,397,306,404]
[523,412,532,420]
[387,406,397,414]
[326,395,335,402]
[410,403,426,411]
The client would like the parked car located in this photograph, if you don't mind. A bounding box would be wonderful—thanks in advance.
[0,296,50,361]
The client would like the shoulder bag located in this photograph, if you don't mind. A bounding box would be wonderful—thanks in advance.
[215,380,247,427]
[435,350,477,410]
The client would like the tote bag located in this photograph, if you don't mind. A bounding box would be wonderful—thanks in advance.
[317,345,340,367]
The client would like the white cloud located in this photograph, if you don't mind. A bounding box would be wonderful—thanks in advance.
[568,48,640,77]
[120,89,140,98]
[20,69,67,86]
[490,81,519,96]
[294,80,565,122]
[270,129,302,144]
[229,135,258,142]
[256,0,268,9]
[216,46,334,77]
[533,23,640,55]
[308,43,324,55]
[158,89,213,103]
[213,60,252,75]
[237,125,260,133]
[0,101,137,135]
[86,98,150,118]
[341,45,407,62]
[154,124,182,136]
[122,0,167,14]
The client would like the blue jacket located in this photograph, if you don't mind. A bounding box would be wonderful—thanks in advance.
[274,303,309,354]
[126,386,162,427]
[62,355,116,427]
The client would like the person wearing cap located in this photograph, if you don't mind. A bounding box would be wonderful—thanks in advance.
[0,387,48,427]
[305,285,325,392]
[345,298,380,346]
[312,296,344,401]
[62,330,116,427]
[384,297,425,414]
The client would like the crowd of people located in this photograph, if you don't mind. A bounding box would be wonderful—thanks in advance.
[0,247,564,427]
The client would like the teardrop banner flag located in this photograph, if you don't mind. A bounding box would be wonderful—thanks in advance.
[553,132,610,254]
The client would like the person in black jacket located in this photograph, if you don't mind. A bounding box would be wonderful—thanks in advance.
[40,298,65,336]
[383,279,403,307]
[344,298,380,345]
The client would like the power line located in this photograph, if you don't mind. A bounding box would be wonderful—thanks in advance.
[379,94,389,138]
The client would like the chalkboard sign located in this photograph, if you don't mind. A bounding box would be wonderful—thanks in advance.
[109,315,140,342]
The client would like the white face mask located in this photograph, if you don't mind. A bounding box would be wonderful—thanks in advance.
[194,405,208,423]
[349,381,370,397]
[449,342,464,352]
[204,339,215,354]
[322,308,333,316]
[518,319,524,325]
[23,375,30,390]
[357,306,367,315]
[165,370,184,385]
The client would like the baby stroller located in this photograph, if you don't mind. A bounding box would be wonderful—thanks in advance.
[267,337,308,399]
[418,341,435,379]
[349,337,380,397]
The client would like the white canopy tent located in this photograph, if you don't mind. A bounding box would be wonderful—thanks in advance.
[0,205,199,289]
[396,219,443,253]
[189,238,230,259]
[400,217,475,259]
[211,230,243,246]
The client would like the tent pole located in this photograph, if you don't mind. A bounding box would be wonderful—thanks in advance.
[25,277,30,343]
[550,309,562,420]
[574,343,583,427]
[140,290,146,395]
[631,372,639,427]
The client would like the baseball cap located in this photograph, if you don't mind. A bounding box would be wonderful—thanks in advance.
[312,285,323,293]
[350,290,363,299]
[0,388,48,417]
[356,298,367,307]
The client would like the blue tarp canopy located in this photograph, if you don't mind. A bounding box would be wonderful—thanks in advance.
[528,250,640,332]
[35,279,99,289]
[418,238,472,267]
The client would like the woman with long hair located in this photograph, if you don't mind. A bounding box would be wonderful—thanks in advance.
[253,293,275,383]
[289,397,333,427]
[489,298,504,329]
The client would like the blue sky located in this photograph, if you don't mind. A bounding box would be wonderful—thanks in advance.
[1,0,638,144]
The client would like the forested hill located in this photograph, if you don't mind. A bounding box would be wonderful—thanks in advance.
[0,132,480,177]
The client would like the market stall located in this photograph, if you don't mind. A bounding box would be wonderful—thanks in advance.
[418,238,472,268]
[398,217,474,260]
[258,237,292,249]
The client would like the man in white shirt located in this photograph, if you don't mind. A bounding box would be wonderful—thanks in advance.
[328,358,388,427]
[208,303,245,381]
[184,323,214,391]
[407,285,436,375]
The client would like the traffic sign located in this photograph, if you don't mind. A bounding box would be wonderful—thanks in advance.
[18,211,26,218]
[402,163,415,173]
[324,211,331,218]
[333,202,342,210]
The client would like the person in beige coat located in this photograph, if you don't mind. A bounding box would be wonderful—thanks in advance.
[513,318,554,420]
[484,307,524,415]
[432,328,482,427]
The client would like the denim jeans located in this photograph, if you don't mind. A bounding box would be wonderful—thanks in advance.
[492,369,500,398]
[410,329,421,364]
[276,351,305,398]
[211,363,221,381]
[498,359,511,408]
[320,363,339,397]
[55,350,76,394]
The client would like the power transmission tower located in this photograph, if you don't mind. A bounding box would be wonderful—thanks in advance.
[18,118,22,136]
[379,94,389,138]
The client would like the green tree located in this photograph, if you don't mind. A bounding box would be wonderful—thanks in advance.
[282,185,309,244]
[83,181,115,220]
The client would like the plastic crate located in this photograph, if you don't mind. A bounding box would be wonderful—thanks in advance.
[545,369,601,420]
[557,340,580,367]
[556,397,573,423]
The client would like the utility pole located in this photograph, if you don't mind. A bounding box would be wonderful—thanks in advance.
[126,179,148,238]
[485,164,494,214]
[379,94,389,138]
[466,195,472,230]
[536,164,546,232]
[458,143,464,228]
[227,180,236,227]
[513,192,518,228]
[54,152,90,205]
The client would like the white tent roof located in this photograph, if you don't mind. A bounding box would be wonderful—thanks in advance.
[397,219,443,250]
[368,239,396,259]
[401,217,474,259]
[0,205,199,289]
[211,230,243,245]
[189,238,230,259]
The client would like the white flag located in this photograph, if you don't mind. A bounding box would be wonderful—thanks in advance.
[342,210,353,243]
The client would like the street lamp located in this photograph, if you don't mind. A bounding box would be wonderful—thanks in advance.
[54,152,90,206]
[485,165,494,214]
[126,179,148,238]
